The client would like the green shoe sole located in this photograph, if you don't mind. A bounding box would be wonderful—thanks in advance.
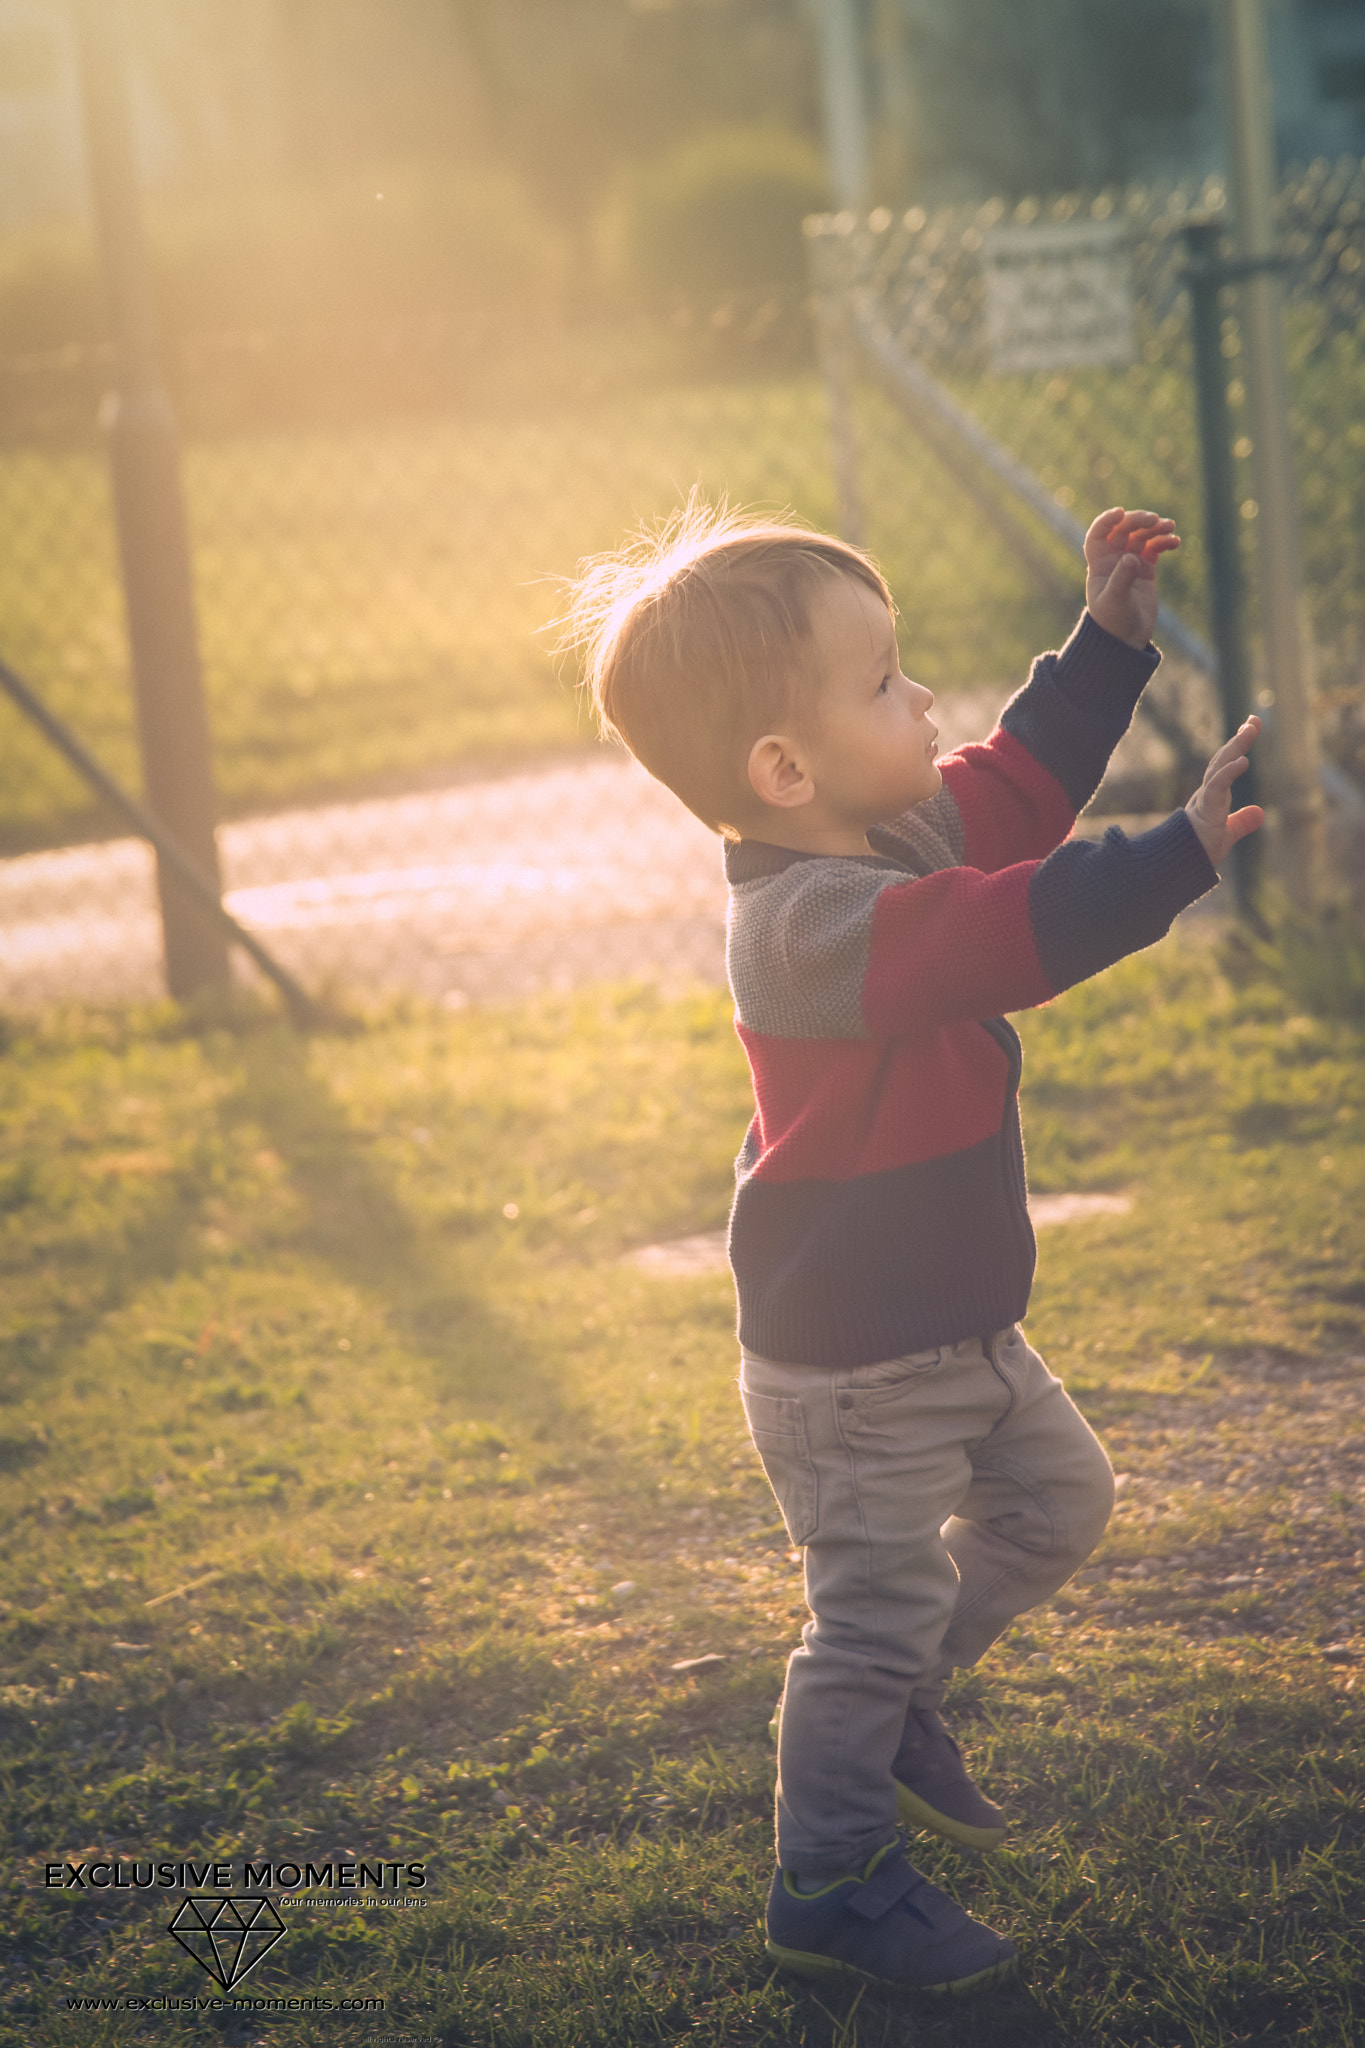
[895,1779,1006,1852]
[765,1936,1017,1998]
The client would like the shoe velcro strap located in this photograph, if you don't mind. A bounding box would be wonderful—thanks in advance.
[845,1856,918,1922]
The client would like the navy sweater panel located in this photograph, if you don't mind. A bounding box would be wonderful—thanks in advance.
[1028,811,1216,993]
[731,1117,1035,1369]
[1000,613,1160,814]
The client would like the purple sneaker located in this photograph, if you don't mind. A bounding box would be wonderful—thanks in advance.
[892,1705,1006,1851]
[768,1699,1006,1852]
[765,1840,1016,1995]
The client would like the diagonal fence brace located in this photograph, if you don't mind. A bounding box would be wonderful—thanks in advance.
[0,652,324,1027]
[849,300,1218,678]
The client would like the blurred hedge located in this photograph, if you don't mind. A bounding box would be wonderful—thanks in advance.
[612,126,829,303]
[0,162,563,361]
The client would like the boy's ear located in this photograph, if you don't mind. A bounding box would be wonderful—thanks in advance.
[748,734,815,811]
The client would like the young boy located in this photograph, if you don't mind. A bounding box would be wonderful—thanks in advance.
[569,503,1262,1995]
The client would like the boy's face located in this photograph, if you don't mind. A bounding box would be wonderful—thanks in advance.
[802,575,941,831]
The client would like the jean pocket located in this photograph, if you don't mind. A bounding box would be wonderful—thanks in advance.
[741,1389,819,1546]
[849,1345,948,1407]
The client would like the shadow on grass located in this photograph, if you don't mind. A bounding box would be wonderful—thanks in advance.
[0,1146,203,1414]
[217,1021,569,1426]
[769,1974,1064,2048]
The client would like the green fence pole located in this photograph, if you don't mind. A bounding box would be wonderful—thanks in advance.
[70,0,231,999]
[1219,0,1327,914]
[806,223,867,546]
[1180,218,1261,921]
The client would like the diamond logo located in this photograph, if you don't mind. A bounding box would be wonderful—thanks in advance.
[167,1894,287,1989]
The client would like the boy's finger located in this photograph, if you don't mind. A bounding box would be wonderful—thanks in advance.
[1202,757,1249,801]
[1207,717,1261,768]
[1110,510,1176,544]
[1226,804,1266,843]
[1085,508,1127,560]
[1194,761,1245,817]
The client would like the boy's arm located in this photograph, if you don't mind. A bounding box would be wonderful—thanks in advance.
[736,811,1214,1044]
[938,613,1158,868]
[737,720,1260,1043]
[869,720,1260,1032]
[878,510,1178,875]
[857,812,1214,1036]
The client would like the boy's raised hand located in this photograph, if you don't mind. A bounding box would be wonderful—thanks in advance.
[1084,507,1181,648]
[1185,716,1265,869]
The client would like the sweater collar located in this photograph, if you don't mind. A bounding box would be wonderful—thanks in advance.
[724,835,913,885]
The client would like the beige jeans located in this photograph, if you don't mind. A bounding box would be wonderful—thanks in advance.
[740,1325,1115,1874]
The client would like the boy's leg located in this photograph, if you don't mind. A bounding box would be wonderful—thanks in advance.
[740,1340,1017,1878]
[906,1323,1115,1714]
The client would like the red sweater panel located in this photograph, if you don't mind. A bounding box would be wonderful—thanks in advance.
[861,860,1058,1037]
[938,727,1077,872]
[735,1020,1013,1185]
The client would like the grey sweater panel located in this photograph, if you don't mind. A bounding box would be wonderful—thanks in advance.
[865,783,966,875]
[727,858,896,1042]
[726,786,967,1044]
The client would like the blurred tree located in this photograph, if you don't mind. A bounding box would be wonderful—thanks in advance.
[265,0,488,170]
[871,0,917,205]
[888,0,1212,201]
[448,0,819,292]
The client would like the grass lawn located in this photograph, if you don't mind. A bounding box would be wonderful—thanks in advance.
[3,308,1361,855]
[0,333,1256,859]
[1,933,1363,2045]
[0,363,1058,855]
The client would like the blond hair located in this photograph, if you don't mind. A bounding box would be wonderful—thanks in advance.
[562,498,891,836]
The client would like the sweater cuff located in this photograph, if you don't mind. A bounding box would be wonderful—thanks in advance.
[1028,808,1219,995]
[1128,806,1221,917]
[1055,610,1161,715]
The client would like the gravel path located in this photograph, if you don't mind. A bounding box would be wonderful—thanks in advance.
[1069,1352,1365,1657]
[0,756,727,1009]
[0,687,1182,1009]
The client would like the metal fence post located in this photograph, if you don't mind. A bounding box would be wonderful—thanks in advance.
[1180,219,1261,919]
[71,0,230,998]
[806,221,866,545]
[1219,0,1327,912]
[808,0,869,212]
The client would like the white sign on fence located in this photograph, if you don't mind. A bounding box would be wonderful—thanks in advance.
[982,219,1136,374]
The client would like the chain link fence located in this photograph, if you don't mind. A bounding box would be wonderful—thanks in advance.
[0,305,841,1008]
[807,159,1365,778]
[1,164,1363,1013]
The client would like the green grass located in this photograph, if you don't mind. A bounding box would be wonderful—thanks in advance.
[0,359,1060,853]
[4,303,1362,852]
[1,937,1363,2045]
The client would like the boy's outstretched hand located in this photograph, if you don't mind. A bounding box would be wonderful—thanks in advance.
[1084,507,1180,648]
[1186,716,1265,869]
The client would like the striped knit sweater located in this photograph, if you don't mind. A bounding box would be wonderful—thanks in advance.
[724,612,1217,1369]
